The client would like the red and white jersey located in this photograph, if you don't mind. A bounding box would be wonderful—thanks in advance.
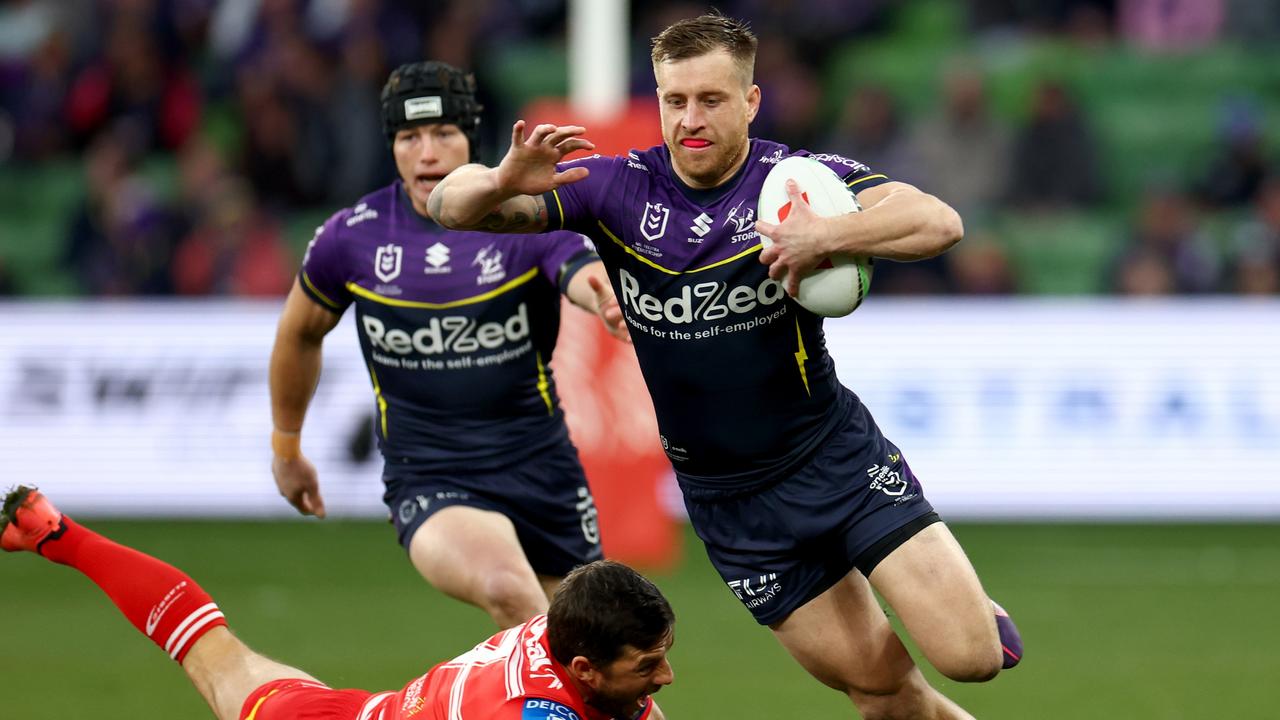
[358,615,654,720]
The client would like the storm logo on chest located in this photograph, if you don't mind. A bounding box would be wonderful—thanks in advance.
[472,244,507,284]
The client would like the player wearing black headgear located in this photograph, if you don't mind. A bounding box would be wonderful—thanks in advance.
[381,61,483,162]
[268,60,631,631]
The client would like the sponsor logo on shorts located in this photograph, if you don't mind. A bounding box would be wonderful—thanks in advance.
[727,573,781,610]
[866,462,909,498]
[575,487,600,545]
[397,495,431,525]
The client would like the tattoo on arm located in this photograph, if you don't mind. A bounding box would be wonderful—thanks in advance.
[478,195,548,233]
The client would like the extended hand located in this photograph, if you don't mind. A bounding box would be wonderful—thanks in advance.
[588,274,631,343]
[494,120,596,196]
[272,454,327,519]
[754,179,835,297]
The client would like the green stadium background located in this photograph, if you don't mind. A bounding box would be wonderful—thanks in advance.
[2,1,1279,718]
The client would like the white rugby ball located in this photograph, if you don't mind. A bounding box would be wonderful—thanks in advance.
[757,156,873,317]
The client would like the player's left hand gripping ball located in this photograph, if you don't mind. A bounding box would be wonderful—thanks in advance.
[755,156,872,317]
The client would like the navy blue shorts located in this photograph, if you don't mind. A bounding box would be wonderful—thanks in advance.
[382,440,603,578]
[683,399,939,626]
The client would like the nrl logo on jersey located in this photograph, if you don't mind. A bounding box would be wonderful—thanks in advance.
[374,243,403,282]
[473,244,507,285]
[641,202,670,242]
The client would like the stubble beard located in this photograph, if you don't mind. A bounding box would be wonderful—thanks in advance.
[670,132,749,189]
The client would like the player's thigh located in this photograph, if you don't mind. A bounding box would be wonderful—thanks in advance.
[868,522,1000,679]
[407,505,540,594]
[769,570,921,696]
[538,574,563,600]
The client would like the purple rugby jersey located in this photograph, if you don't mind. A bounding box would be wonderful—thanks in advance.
[543,138,890,492]
[300,181,597,468]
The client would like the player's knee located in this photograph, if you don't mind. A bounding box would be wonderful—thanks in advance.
[826,660,915,701]
[930,644,1001,683]
[477,568,544,623]
[846,675,934,720]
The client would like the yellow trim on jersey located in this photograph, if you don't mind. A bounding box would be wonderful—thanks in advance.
[794,316,811,396]
[596,221,763,276]
[848,174,888,188]
[551,189,566,231]
[535,351,553,415]
[368,366,389,438]
[345,268,539,309]
[301,271,342,310]
[244,689,281,720]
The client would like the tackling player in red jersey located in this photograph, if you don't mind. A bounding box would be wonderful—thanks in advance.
[2,486,673,720]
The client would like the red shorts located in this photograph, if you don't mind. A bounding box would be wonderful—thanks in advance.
[240,679,378,720]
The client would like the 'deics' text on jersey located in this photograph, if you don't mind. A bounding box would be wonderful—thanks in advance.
[301,181,597,469]
[544,139,889,495]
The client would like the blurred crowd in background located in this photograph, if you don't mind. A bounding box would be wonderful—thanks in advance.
[1,0,1278,298]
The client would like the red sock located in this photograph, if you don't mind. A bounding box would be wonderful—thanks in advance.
[38,517,228,664]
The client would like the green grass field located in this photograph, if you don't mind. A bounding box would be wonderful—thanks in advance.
[2,520,1277,718]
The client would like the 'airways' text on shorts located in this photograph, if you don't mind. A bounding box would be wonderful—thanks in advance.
[362,304,529,356]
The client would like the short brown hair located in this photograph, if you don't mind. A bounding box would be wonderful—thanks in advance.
[651,12,757,83]
[547,560,675,667]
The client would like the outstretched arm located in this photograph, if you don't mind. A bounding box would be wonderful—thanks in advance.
[429,120,595,232]
[268,279,342,518]
[564,261,630,343]
[755,180,963,296]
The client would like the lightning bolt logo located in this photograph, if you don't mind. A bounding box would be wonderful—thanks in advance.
[794,317,810,395]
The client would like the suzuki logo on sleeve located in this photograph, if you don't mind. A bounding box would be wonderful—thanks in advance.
[641,202,670,241]
[374,243,403,282]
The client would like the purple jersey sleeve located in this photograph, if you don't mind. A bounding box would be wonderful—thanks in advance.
[298,211,353,313]
[541,154,626,235]
[805,151,891,196]
[536,231,597,292]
